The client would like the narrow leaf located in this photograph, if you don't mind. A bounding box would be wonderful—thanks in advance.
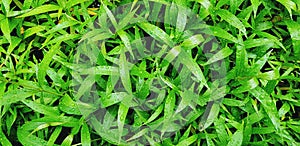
[179,50,208,87]
[17,4,60,18]
[199,102,220,131]
[81,123,91,146]
[0,89,37,105]
[38,43,60,85]
[217,9,247,36]
[47,126,62,146]
[117,103,129,142]
[22,100,60,116]
[277,0,297,19]
[45,20,78,35]
[119,47,132,94]
[0,127,12,146]
[0,18,11,44]
[24,25,46,39]
[227,129,243,146]
[250,86,281,131]
[181,34,204,49]
[286,20,300,55]
[206,26,239,43]
[176,135,198,146]
[138,22,174,47]
[203,46,233,65]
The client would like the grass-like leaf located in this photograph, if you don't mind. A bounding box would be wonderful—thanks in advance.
[17,4,60,18]
[1,0,299,145]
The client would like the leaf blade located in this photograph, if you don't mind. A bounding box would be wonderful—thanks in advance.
[203,46,233,65]
[17,4,60,18]
[138,22,174,47]
[217,9,247,36]
[0,18,11,44]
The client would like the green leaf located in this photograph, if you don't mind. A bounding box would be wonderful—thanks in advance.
[214,118,229,145]
[176,135,198,146]
[102,3,118,30]
[22,100,60,116]
[278,102,290,117]
[17,4,60,18]
[81,31,113,42]
[176,5,187,33]
[205,131,215,146]
[288,124,300,134]
[205,26,239,43]
[203,46,233,65]
[257,70,280,80]
[46,68,66,88]
[251,50,272,72]
[144,104,164,125]
[74,74,96,100]
[2,0,11,14]
[176,90,197,113]
[164,90,176,119]
[199,102,220,131]
[22,0,33,9]
[8,36,22,55]
[216,9,247,37]
[243,38,274,49]
[17,125,54,146]
[252,127,274,134]
[286,20,300,55]
[38,43,60,85]
[227,129,243,146]
[255,31,286,51]
[45,34,80,46]
[164,46,182,63]
[61,134,73,146]
[223,98,245,107]
[0,89,37,105]
[126,128,149,142]
[196,0,211,9]
[276,0,297,19]
[251,0,261,17]
[77,66,119,75]
[179,125,192,142]
[231,77,259,93]
[0,14,4,21]
[138,22,175,47]
[1,0,299,145]
[0,18,11,44]
[66,0,90,9]
[100,92,129,108]
[245,109,264,125]
[117,103,129,141]
[90,116,125,145]
[179,49,208,87]
[81,123,91,146]
[250,86,281,131]
[130,65,153,78]
[47,126,62,146]
[44,20,78,35]
[117,6,139,30]
[59,94,81,115]
[119,46,132,94]
[0,127,12,146]
[235,45,248,75]
[181,34,204,49]
[117,30,134,58]
[23,25,46,39]
[7,9,31,17]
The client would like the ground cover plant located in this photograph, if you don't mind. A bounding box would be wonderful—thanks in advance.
[0,0,300,145]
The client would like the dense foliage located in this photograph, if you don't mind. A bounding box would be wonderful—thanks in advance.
[0,0,300,145]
